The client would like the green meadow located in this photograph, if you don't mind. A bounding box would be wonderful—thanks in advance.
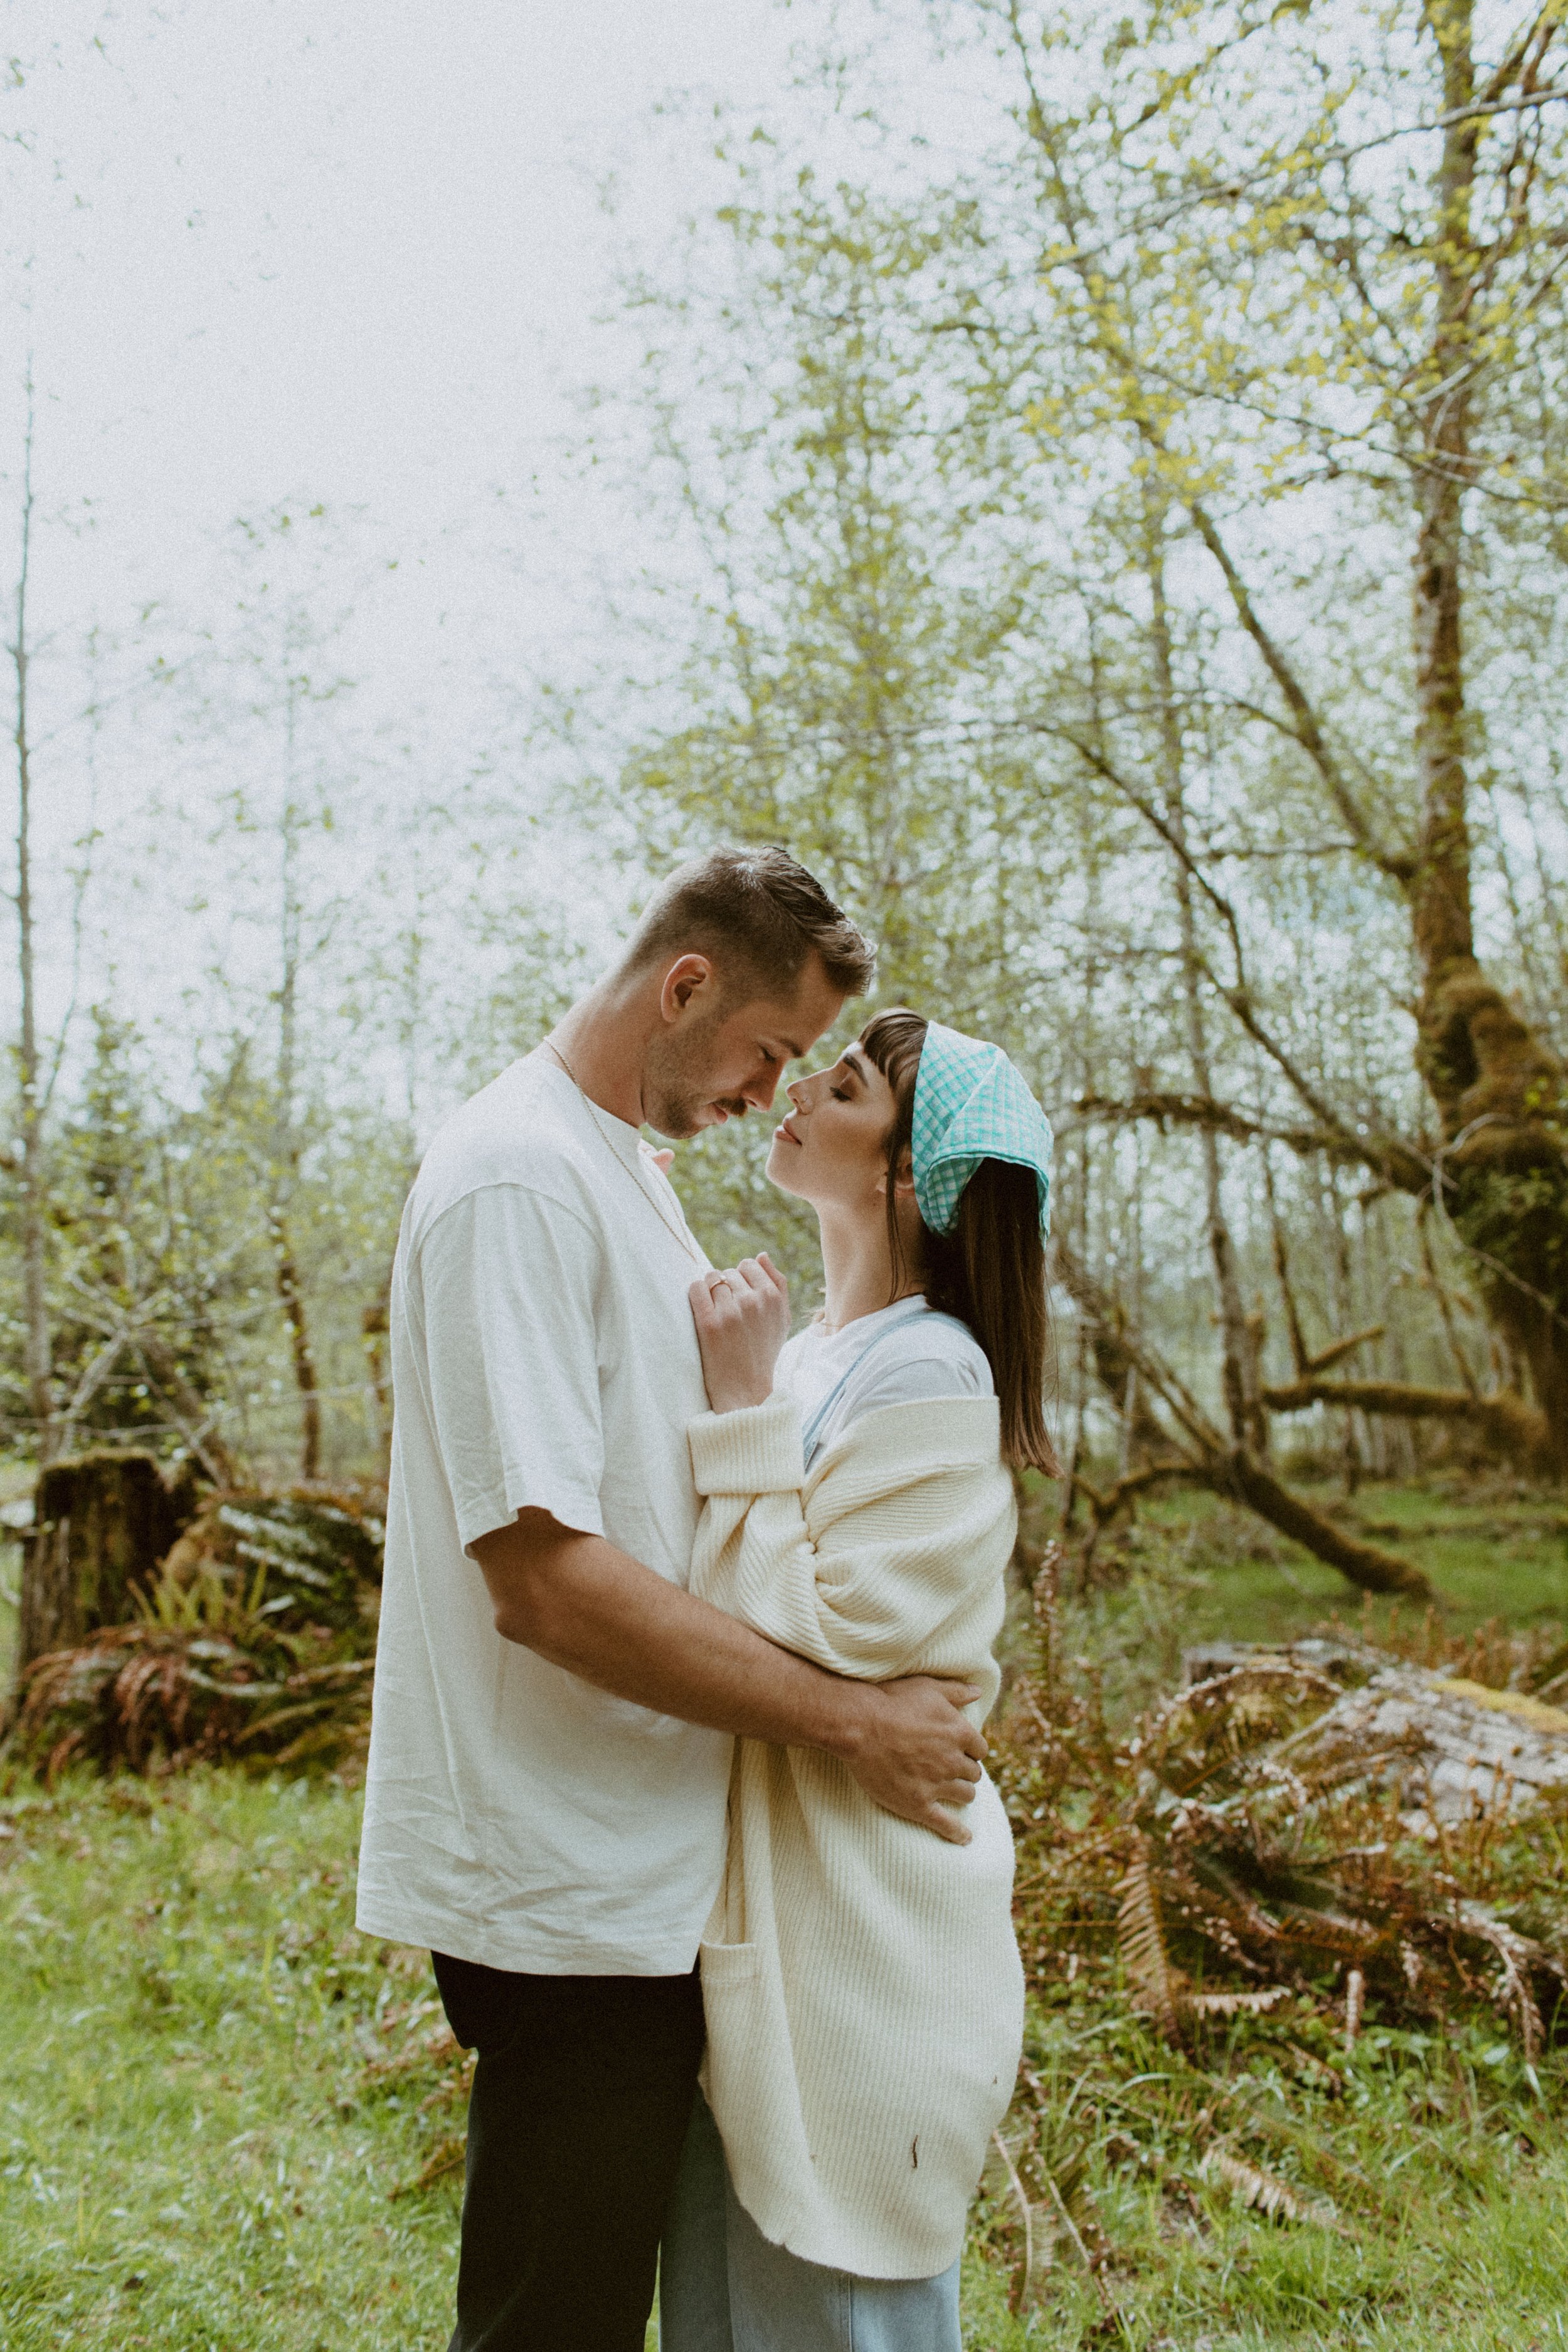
[1,1483,1564,2350]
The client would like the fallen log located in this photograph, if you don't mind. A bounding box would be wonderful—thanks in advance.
[1184,1636,1568,1823]
[1223,1453,1432,1598]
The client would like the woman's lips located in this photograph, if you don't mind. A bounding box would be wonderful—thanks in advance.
[775,1120,803,1147]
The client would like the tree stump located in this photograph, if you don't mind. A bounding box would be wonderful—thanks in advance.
[13,1452,199,1684]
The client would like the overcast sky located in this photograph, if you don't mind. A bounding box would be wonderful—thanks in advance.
[10,1,808,603]
[5,0,954,1093]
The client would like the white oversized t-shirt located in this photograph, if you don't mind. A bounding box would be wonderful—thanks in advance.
[356,1051,732,1975]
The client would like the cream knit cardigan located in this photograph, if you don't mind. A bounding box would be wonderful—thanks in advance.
[686,1389,1025,2280]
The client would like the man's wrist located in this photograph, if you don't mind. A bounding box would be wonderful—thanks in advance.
[817,1675,878,1763]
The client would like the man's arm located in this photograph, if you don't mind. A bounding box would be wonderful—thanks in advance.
[471,1510,987,1845]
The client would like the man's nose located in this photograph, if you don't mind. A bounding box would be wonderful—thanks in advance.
[744,1064,782,1111]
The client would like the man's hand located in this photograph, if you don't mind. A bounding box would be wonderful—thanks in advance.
[689,1253,791,1412]
[837,1675,987,1846]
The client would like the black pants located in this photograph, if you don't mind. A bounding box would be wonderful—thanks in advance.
[432,1951,706,2352]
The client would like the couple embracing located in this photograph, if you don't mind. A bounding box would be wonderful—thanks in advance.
[356,845,1057,2352]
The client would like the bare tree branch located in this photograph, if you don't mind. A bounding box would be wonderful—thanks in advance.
[1185,501,1413,877]
[1263,1373,1549,1468]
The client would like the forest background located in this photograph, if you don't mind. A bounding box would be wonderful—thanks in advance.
[7,0,1567,1587]
[3,6,1568,2349]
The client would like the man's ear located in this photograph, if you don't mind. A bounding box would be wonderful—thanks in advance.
[659,953,717,1024]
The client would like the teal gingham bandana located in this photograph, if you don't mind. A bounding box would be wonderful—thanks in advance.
[910,1021,1054,1239]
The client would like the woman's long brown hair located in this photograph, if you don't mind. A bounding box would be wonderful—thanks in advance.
[859,1008,1059,1476]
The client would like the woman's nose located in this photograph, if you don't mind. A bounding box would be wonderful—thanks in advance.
[787,1076,809,1109]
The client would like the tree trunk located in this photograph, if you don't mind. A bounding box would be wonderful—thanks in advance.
[13,1451,199,1685]
[270,755,324,1485]
[270,1209,322,1483]
[11,383,56,1472]
[1147,507,1268,1455]
[9,375,68,1685]
[1404,0,1568,1470]
[362,1271,393,1476]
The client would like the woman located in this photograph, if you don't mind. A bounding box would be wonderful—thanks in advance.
[659,1008,1057,2352]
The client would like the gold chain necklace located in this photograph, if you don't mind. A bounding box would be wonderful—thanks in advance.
[540,1041,707,1268]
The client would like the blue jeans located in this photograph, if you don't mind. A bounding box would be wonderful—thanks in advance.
[659,2093,963,2352]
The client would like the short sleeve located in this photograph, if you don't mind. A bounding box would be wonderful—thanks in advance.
[414,1185,606,1554]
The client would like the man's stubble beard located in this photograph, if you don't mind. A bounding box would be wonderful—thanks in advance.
[642,1019,750,1140]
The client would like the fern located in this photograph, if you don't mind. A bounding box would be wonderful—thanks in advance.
[997,1630,1567,2061]
[1118,1833,1182,2037]
[1203,2148,1339,2229]
[1189,1985,1289,2018]
[1456,1912,1545,2060]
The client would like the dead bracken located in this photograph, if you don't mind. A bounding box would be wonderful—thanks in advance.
[996,1550,1568,2061]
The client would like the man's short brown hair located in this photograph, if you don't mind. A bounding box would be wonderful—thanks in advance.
[624,845,876,999]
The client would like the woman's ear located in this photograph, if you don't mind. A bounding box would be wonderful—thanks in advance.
[874,1148,916,1200]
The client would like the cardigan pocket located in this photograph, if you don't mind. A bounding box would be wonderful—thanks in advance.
[699,1937,760,1986]
[699,1933,810,2243]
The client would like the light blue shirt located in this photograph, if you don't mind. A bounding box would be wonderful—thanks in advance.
[775,1296,992,1469]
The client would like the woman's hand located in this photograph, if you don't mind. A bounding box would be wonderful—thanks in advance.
[689,1254,791,1412]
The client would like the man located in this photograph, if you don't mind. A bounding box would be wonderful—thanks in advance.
[356,844,988,2352]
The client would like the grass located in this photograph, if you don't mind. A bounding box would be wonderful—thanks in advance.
[1,1478,1565,2348]
[961,1951,1567,2349]
[3,1772,1561,2352]
[0,1772,464,2351]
